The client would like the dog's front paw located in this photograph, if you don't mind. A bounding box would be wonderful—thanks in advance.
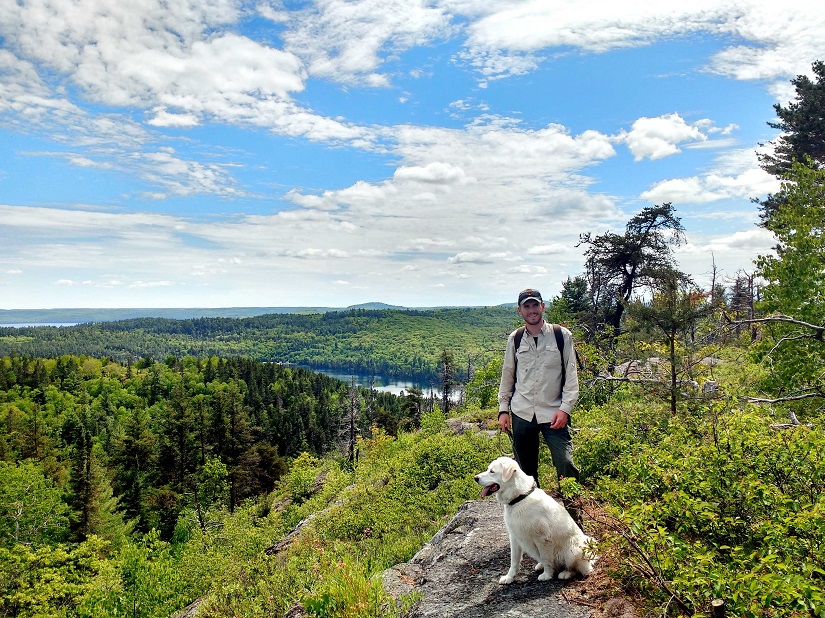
[534,562,544,572]
[498,574,515,585]
[537,570,554,581]
[557,570,574,580]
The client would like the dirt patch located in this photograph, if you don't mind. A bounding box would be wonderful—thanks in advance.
[562,501,642,618]
[563,551,640,618]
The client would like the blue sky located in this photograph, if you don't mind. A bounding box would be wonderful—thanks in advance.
[0,0,821,309]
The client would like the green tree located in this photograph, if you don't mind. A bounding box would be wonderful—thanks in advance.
[111,406,157,531]
[465,357,502,409]
[625,271,712,414]
[759,61,825,178]
[758,61,825,226]
[555,275,591,319]
[754,160,825,409]
[0,536,106,618]
[0,460,71,546]
[438,349,457,415]
[577,203,686,344]
[209,380,254,511]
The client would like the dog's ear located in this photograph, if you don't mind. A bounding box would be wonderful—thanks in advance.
[501,460,517,482]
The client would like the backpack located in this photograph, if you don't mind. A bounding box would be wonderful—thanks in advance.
[512,324,582,388]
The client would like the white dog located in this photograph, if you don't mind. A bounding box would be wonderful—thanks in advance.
[474,456,596,584]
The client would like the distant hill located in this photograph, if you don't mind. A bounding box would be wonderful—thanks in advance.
[0,305,518,380]
[0,303,454,325]
[0,307,326,324]
[345,302,407,311]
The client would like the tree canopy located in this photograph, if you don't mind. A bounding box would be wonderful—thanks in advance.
[759,61,825,177]
[754,161,825,405]
[758,60,825,224]
[577,203,686,337]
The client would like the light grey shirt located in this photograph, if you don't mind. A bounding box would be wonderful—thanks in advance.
[498,321,579,423]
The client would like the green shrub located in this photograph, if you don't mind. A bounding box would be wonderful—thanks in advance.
[77,530,196,618]
[0,536,106,618]
[592,402,825,617]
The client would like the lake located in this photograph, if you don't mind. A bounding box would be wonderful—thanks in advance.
[303,367,444,396]
[300,367,470,400]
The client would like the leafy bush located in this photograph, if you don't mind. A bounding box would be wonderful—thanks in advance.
[0,536,106,618]
[77,530,197,618]
[584,401,825,616]
[0,460,71,547]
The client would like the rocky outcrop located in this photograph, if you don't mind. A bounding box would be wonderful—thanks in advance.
[382,499,593,618]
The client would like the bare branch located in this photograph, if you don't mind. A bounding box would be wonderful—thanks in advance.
[747,392,824,404]
[584,375,664,386]
[725,314,825,340]
[770,423,815,430]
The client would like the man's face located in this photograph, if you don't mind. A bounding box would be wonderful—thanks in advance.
[517,299,545,325]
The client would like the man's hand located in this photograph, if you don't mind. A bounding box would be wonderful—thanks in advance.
[549,409,569,429]
[498,412,511,432]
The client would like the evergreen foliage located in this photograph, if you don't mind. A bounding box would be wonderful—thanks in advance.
[758,61,825,226]
[0,354,406,539]
[758,61,825,178]
[1,300,824,617]
[576,399,825,616]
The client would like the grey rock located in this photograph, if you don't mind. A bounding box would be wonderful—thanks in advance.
[382,499,592,618]
[449,419,483,435]
[614,360,642,377]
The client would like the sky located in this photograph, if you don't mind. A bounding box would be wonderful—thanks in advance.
[0,0,822,310]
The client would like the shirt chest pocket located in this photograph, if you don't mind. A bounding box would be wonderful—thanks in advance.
[517,346,561,376]
[540,347,563,371]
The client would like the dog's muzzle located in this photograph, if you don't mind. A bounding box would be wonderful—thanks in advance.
[476,480,500,498]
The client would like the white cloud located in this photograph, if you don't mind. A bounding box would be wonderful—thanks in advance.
[272,0,452,85]
[447,252,492,264]
[528,244,566,255]
[453,0,825,88]
[0,0,384,152]
[622,113,706,161]
[1,1,816,309]
[393,162,474,184]
[129,280,174,288]
[641,148,780,204]
[147,108,201,128]
[675,228,776,287]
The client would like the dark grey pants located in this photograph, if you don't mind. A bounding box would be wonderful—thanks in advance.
[511,413,579,486]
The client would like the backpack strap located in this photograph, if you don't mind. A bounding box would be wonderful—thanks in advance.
[512,326,525,384]
[552,323,567,389]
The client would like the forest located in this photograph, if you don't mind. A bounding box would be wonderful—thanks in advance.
[0,306,515,382]
[0,63,823,618]
[0,355,410,541]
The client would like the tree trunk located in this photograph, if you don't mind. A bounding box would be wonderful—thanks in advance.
[669,329,677,415]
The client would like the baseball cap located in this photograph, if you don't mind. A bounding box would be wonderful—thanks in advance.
[517,288,543,306]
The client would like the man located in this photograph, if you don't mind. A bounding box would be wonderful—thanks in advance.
[497,288,580,486]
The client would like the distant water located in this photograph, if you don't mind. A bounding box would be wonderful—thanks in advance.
[0,323,79,328]
[303,367,442,396]
[305,368,467,402]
